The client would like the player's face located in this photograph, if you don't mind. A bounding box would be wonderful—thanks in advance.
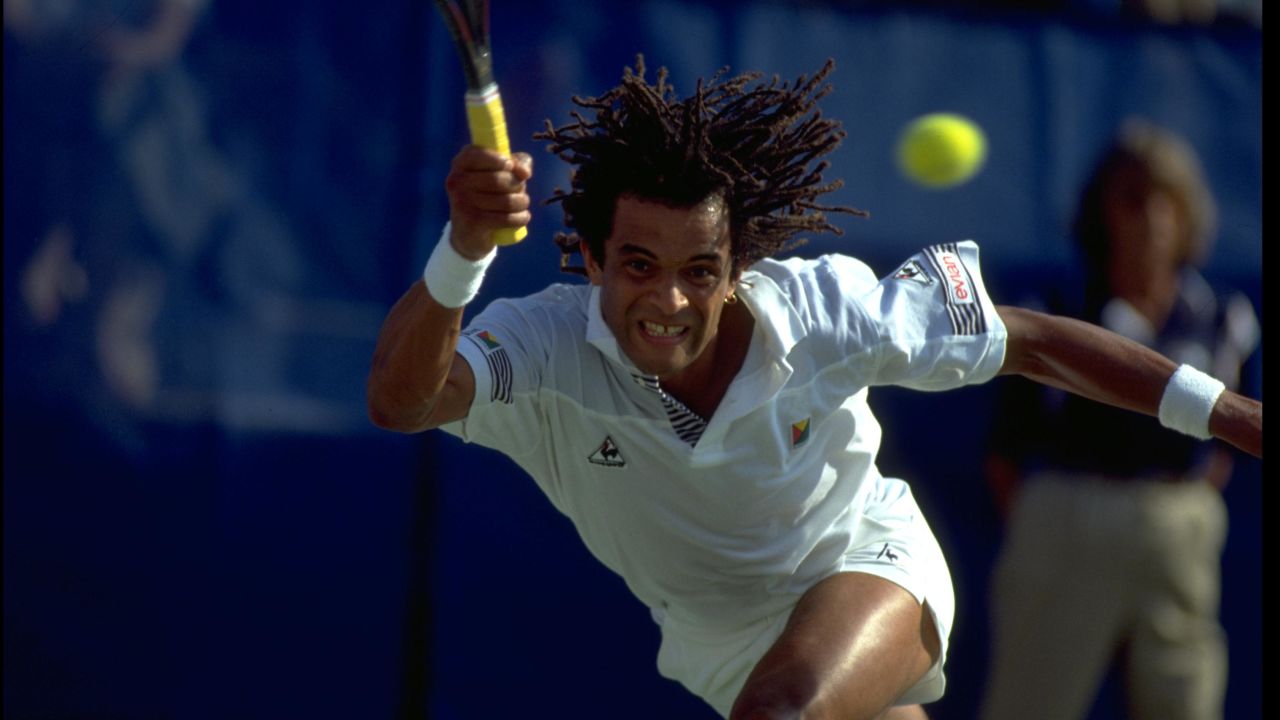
[584,194,737,380]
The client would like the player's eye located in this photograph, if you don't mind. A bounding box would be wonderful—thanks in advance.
[686,266,719,283]
[624,259,652,273]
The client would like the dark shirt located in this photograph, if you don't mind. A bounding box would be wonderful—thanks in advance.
[991,268,1258,478]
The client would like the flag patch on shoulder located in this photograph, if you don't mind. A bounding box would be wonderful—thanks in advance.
[475,330,502,350]
[462,328,512,403]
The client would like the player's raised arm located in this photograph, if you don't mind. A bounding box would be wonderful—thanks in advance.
[366,146,532,433]
[995,304,1261,458]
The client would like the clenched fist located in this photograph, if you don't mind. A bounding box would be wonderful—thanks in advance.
[444,146,533,259]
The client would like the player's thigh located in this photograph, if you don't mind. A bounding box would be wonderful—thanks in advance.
[876,704,929,720]
[729,571,939,720]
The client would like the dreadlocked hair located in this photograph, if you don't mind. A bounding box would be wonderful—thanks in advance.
[534,55,867,275]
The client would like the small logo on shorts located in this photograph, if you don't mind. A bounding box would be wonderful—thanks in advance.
[588,436,626,468]
[876,543,899,562]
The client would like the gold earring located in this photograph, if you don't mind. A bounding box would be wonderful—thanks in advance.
[724,292,739,305]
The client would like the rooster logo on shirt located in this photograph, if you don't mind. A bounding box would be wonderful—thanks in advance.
[588,436,626,468]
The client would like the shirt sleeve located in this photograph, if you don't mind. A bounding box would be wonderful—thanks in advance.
[855,240,1008,391]
[438,294,556,456]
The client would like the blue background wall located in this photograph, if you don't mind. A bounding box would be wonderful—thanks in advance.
[4,1,1261,718]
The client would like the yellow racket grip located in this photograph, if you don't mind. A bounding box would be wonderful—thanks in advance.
[465,84,528,246]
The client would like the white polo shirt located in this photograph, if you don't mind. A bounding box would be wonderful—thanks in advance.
[443,241,1006,630]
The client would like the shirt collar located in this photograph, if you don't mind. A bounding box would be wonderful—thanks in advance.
[585,285,643,373]
[737,267,807,360]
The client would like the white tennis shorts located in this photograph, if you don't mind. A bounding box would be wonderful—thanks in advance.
[650,475,955,718]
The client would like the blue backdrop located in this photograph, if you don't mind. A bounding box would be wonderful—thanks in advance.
[4,1,1261,719]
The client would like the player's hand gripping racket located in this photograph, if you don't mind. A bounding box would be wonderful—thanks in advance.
[432,0,527,245]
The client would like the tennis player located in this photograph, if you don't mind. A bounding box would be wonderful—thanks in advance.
[367,59,1261,720]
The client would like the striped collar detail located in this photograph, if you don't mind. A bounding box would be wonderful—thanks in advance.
[631,373,707,446]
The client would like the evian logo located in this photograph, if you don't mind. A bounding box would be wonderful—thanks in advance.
[932,249,974,305]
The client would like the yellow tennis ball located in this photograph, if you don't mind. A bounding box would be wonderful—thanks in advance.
[896,113,987,189]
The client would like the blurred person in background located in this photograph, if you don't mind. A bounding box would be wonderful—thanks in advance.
[979,118,1259,720]
[5,0,313,438]
[5,0,215,435]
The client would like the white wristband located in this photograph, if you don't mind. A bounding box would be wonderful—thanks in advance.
[422,222,496,308]
[1157,364,1225,440]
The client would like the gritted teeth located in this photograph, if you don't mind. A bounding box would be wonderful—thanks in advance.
[642,320,687,337]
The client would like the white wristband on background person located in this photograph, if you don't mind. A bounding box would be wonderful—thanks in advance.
[422,222,497,308]
[1157,364,1226,440]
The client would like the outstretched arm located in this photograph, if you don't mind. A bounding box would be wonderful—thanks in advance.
[996,305,1261,458]
[367,146,532,433]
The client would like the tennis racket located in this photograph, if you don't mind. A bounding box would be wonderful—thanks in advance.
[432,0,527,245]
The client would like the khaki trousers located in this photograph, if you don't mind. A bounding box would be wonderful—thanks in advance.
[980,473,1227,720]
